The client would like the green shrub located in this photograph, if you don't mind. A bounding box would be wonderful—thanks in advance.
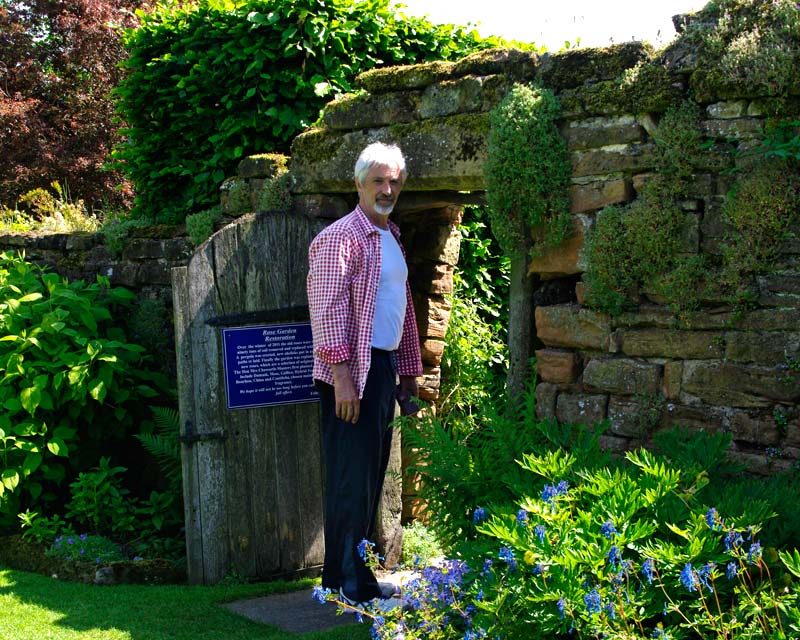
[0,251,169,524]
[185,206,221,247]
[388,411,800,638]
[46,533,125,564]
[0,183,100,233]
[100,214,151,256]
[401,522,444,567]
[485,84,571,258]
[114,0,510,224]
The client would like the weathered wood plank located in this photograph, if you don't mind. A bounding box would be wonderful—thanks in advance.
[172,266,203,584]
[187,241,229,584]
[274,405,304,571]
[249,408,280,575]
[295,401,325,568]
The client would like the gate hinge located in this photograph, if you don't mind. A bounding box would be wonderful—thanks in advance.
[178,420,227,446]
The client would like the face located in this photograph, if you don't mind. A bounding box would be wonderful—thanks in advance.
[356,163,404,218]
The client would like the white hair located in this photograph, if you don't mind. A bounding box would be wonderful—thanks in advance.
[354,142,407,186]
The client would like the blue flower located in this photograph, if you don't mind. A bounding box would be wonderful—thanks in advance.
[697,562,715,592]
[642,558,655,584]
[473,507,487,524]
[516,509,528,527]
[357,539,375,562]
[311,586,331,604]
[534,524,546,543]
[601,520,617,538]
[680,563,698,592]
[606,545,621,569]
[705,507,721,530]
[747,541,762,565]
[583,588,602,615]
[557,597,566,619]
[79,533,88,541]
[464,630,487,640]
[481,558,493,575]
[726,561,738,580]
[67,537,74,545]
[652,626,669,639]
[499,546,517,572]
[605,602,616,619]
[541,480,569,505]
[724,528,744,552]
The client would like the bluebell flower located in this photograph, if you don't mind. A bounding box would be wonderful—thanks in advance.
[557,597,566,619]
[747,541,762,565]
[358,539,375,562]
[705,507,720,530]
[516,509,528,527]
[697,562,715,592]
[606,545,621,569]
[642,558,655,584]
[481,558,493,575]
[680,563,698,592]
[473,507,487,524]
[583,588,602,615]
[724,528,744,552]
[311,586,331,603]
[601,520,617,538]
[726,561,738,580]
[541,480,568,505]
[534,524,546,543]
[499,546,517,572]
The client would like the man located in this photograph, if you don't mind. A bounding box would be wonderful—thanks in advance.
[307,142,423,607]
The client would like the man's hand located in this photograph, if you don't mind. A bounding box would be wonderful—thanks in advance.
[331,362,360,424]
[397,375,419,415]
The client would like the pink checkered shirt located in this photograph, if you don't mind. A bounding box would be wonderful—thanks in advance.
[307,205,423,398]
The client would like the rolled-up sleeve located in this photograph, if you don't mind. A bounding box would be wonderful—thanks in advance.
[307,228,354,364]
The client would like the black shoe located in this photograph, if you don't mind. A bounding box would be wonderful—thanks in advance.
[377,581,400,599]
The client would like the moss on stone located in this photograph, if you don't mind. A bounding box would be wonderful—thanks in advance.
[356,60,456,94]
[538,42,654,91]
[237,153,288,179]
[451,47,539,79]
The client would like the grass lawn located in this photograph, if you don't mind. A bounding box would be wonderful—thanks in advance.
[0,566,371,640]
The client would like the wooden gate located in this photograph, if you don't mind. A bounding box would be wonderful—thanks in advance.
[172,210,328,584]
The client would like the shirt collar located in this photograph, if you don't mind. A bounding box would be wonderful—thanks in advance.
[354,204,401,240]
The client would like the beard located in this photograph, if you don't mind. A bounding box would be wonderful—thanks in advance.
[374,199,395,215]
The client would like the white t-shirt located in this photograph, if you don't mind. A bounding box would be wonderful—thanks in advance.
[372,227,408,351]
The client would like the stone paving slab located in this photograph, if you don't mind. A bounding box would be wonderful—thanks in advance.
[223,589,360,634]
[224,571,416,634]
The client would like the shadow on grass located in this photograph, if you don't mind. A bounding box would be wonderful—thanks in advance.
[0,566,370,640]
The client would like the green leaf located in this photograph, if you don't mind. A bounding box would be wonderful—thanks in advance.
[47,437,68,457]
[779,548,800,578]
[20,386,41,415]
[18,293,43,303]
[22,452,42,476]
[88,379,107,403]
[1,469,20,491]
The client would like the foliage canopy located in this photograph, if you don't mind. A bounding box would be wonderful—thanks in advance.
[114,0,506,224]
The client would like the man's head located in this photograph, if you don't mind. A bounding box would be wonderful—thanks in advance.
[354,142,407,219]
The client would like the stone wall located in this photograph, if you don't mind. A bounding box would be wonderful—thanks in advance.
[288,39,799,471]
[1,24,797,472]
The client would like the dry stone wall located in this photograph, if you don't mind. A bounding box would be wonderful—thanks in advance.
[289,38,799,472]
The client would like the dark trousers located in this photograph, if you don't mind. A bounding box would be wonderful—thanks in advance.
[317,349,396,601]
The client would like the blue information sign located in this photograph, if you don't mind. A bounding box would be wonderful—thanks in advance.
[221,323,319,410]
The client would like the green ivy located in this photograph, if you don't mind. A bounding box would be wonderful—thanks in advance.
[0,252,169,522]
[484,84,571,258]
[113,0,507,224]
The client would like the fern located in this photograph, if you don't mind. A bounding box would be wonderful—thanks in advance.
[135,406,181,490]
